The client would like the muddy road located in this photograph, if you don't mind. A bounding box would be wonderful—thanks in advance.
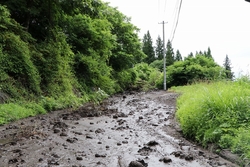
[0,91,238,167]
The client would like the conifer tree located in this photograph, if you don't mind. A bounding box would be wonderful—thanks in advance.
[187,52,194,58]
[175,49,182,61]
[165,40,174,66]
[223,55,234,80]
[204,47,213,59]
[142,31,155,64]
[155,36,164,60]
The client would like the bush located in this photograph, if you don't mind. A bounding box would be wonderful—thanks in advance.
[133,63,162,91]
[39,94,85,112]
[113,68,137,92]
[167,56,226,87]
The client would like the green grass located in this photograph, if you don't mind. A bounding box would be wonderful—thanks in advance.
[0,103,45,124]
[0,88,110,125]
[171,77,250,163]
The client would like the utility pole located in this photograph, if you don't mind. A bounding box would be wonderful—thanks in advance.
[159,21,167,90]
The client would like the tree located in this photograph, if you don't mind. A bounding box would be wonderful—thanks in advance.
[165,40,174,66]
[175,49,182,61]
[0,0,63,41]
[142,31,155,64]
[204,47,213,59]
[187,52,194,59]
[223,55,234,80]
[155,36,164,60]
[206,47,212,58]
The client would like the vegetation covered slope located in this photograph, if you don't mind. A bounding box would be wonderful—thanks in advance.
[0,0,148,124]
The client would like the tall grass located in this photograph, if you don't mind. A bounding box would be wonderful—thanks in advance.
[171,77,250,162]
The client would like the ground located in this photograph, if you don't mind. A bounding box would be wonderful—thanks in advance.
[0,91,239,167]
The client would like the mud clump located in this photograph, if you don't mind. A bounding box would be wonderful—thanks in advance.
[146,140,159,146]
[138,146,155,156]
[128,161,145,167]
[159,157,172,163]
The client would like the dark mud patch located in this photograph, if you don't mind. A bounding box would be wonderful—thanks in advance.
[0,90,240,167]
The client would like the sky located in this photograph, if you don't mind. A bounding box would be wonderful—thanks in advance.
[103,0,250,77]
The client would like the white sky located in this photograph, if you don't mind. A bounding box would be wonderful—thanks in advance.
[103,0,250,77]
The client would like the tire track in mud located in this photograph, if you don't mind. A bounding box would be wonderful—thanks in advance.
[0,91,239,167]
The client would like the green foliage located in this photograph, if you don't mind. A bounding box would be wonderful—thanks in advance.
[142,31,155,64]
[74,53,115,94]
[187,52,194,58]
[204,47,213,59]
[175,49,182,61]
[113,69,137,92]
[231,129,250,159]
[150,59,164,72]
[148,70,162,87]
[172,78,250,163]
[223,55,234,80]
[0,0,153,126]
[23,102,47,115]
[39,94,86,112]
[88,88,109,104]
[155,36,164,60]
[0,0,63,40]
[63,14,114,56]
[0,5,41,97]
[0,32,41,92]
[166,55,225,88]
[34,31,75,97]
[0,103,44,125]
[0,93,87,125]
[165,40,175,66]
[133,63,161,91]
[107,7,146,71]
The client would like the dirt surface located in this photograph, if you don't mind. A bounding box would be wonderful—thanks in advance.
[0,90,239,167]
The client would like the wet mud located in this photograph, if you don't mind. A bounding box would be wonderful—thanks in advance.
[0,91,239,167]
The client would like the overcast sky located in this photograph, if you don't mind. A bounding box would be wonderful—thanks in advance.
[103,0,250,77]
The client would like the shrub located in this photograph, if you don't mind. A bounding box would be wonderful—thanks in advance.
[133,63,162,91]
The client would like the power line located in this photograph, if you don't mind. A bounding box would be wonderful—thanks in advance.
[164,0,168,16]
[170,0,182,43]
[169,0,180,39]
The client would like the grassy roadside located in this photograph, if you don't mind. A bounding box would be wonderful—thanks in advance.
[0,89,109,125]
[171,77,250,165]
